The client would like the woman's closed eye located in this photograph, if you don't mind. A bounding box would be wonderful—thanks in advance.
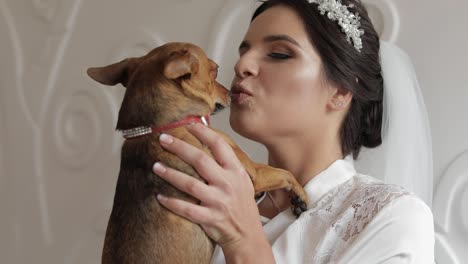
[268,52,292,60]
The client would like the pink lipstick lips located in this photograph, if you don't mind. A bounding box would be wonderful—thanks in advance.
[231,83,253,104]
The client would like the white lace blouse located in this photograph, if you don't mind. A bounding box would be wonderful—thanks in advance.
[210,159,435,263]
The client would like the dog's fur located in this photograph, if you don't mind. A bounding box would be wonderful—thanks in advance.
[87,42,308,264]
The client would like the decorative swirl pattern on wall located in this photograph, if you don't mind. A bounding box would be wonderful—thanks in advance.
[461,188,468,234]
[1,0,36,260]
[51,90,103,168]
[433,150,468,263]
[0,2,7,191]
[32,0,60,22]
[0,81,5,188]
[35,0,84,245]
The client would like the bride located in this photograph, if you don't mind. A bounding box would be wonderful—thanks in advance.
[153,0,435,263]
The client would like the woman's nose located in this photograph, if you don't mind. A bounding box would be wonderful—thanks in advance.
[234,53,259,79]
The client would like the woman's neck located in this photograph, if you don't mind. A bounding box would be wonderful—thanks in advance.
[265,135,343,186]
[258,134,343,219]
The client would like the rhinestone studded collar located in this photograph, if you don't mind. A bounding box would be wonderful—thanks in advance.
[121,115,210,139]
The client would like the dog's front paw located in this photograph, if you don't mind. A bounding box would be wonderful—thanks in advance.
[290,195,308,217]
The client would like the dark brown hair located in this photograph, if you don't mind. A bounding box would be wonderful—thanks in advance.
[252,0,384,159]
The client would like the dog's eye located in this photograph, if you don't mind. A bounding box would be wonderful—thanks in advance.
[180,73,192,80]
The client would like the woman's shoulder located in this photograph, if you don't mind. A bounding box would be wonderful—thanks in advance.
[350,173,412,204]
[296,173,434,262]
[327,174,435,263]
[340,173,433,236]
[313,173,413,209]
[348,173,431,216]
[307,172,432,230]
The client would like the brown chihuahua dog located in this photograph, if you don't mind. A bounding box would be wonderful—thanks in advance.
[87,42,308,264]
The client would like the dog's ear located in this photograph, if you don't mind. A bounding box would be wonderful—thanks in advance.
[87,58,136,87]
[163,50,199,80]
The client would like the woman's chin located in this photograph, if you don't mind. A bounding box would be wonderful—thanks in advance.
[230,113,259,140]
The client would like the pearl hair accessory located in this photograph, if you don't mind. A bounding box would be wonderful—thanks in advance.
[307,0,364,52]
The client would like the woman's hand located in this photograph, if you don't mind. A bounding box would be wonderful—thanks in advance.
[153,123,269,256]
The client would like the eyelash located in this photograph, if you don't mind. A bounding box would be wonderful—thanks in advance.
[268,52,292,60]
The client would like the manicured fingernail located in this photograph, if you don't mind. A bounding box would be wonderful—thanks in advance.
[157,194,167,202]
[153,162,166,174]
[186,123,197,129]
[159,133,173,144]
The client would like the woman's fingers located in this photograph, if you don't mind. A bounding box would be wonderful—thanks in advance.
[186,123,243,170]
[156,193,213,225]
[154,126,260,246]
[159,132,226,186]
[153,162,216,204]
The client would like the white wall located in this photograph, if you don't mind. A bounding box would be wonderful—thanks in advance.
[0,0,466,263]
[393,0,468,186]
[391,1,468,262]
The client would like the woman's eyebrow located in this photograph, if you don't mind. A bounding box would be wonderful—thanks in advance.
[263,34,302,48]
[238,34,302,52]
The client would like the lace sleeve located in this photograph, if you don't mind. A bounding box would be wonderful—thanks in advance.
[339,183,410,243]
[301,175,421,264]
[335,194,435,264]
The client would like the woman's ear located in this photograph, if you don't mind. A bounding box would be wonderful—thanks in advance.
[327,86,353,111]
